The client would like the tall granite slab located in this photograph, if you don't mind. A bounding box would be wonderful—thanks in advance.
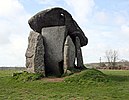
[25,31,45,75]
[75,36,84,68]
[42,26,67,76]
[63,36,75,73]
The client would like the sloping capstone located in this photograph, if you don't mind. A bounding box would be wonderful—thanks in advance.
[25,31,45,75]
[63,36,75,73]
[42,26,67,76]
[28,7,88,47]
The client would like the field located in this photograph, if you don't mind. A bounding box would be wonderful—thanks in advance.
[0,69,129,100]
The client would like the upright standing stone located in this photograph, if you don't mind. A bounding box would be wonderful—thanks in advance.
[42,26,67,76]
[75,36,84,68]
[25,31,45,75]
[63,36,75,73]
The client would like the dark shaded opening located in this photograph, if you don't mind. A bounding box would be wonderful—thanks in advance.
[58,60,64,75]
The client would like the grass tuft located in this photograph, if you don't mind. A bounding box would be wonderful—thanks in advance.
[64,68,109,84]
[12,71,44,82]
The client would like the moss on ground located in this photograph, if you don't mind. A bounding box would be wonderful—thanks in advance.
[12,71,44,81]
[64,68,109,84]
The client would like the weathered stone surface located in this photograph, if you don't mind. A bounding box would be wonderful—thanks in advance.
[28,7,88,47]
[25,31,45,75]
[26,7,88,76]
[42,26,67,76]
[63,36,75,73]
[75,36,84,68]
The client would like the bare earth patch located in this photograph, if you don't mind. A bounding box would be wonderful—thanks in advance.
[42,77,64,82]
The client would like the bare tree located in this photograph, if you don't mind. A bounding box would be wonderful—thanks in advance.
[105,49,119,68]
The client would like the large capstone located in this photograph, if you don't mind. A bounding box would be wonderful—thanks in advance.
[25,31,45,75]
[63,36,75,73]
[28,7,88,47]
[42,26,67,76]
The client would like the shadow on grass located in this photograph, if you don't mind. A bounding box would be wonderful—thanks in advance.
[108,75,129,82]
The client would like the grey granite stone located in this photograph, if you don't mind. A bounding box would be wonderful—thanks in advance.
[25,31,45,75]
[63,36,75,73]
[42,26,67,76]
[75,36,84,68]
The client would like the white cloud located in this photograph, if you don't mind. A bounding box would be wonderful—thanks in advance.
[0,0,30,66]
[121,25,129,34]
[0,0,24,17]
[113,11,129,25]
[115,15,126,25]
[119,48,129,60]
[95,11,108,24]
[64,0,95,26]
[36,0,58,4]
[35,0,63,9]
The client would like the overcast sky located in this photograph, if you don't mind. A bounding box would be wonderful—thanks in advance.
[0,0,129,66]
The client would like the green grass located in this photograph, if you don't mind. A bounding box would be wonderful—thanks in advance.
[12,71,44,82]
[0,69,129,100]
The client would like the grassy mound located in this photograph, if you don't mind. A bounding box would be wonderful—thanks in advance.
[12,71,44,82]
[64,68,109,84]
